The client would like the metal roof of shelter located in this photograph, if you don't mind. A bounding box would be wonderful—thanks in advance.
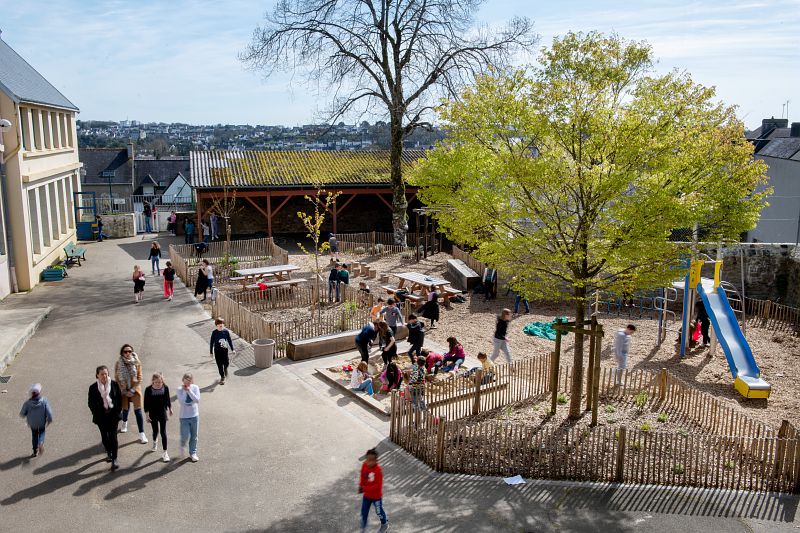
[0,35,78,111]
[190,149,427,189]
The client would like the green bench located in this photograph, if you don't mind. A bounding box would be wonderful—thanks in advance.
[64,242,87,266]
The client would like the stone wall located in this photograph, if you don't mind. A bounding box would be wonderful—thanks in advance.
[102,213,136,238]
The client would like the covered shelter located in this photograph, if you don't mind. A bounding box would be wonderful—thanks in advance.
[189,150,427,238]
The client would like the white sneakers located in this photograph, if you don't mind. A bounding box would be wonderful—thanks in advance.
[190,453,199,462]
[162,451,170,462]
[139,432,148,444]
[151,440,158,452]
[120,421,128,433]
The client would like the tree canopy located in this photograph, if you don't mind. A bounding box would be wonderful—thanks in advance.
[411,32,769,418]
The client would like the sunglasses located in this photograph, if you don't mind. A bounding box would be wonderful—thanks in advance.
[123,349,133,353]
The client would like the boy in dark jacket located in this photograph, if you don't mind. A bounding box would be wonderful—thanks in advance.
[210,318,235,384]
[328,263,340,302]
[19,383,53,457]
[358,448,388,532]
[406,313,425,364]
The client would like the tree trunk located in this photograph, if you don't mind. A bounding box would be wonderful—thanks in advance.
[568,286,587,419]
[389,116,407,246]
[224,218,232,256]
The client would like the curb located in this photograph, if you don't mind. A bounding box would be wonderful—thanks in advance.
[314,367,390,417]
[0,306,53,373]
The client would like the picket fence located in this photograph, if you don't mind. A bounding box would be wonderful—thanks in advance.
[335,232,412,257]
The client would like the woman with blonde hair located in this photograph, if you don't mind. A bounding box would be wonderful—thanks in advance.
[132,265,146,303]
[144,372,173,462]
[148,241,162,276]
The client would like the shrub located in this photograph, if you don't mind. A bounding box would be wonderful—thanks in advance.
[640,423,651,432]
[354,246,366,255]
[605,404,616,414]
[673,464,685,475]
[630,439,641,451]
[657,413,668,423]
[557,393,567,404]
[634,391,649,411]
[374,244,385,254]
[723,459,735,470]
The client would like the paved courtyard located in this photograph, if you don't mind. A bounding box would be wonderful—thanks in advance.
[0,236,798,532]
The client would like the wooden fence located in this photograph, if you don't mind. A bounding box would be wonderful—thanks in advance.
[391,357,799,491]
[745,298,800,335]
[451,245,486,276]
[228,282,374,311]
[211,289,373,359]
[335,232,412,257]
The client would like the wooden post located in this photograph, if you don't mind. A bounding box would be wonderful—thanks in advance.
[591,329,602,427]
[472,369,483,415]
[332,197,338,235]
[423,213,429,259]
[550,328,562,415]
[774,420,790,481]
[616,426,627,482]
[586,318,596,412]
[267,192,272,238]
[435,416,447,472]
[415,211,420,262]
[389,391,396,441]
[196,192,204,242]
[371,231,376,254]
[794,440,800,494]
[659,367,667,402]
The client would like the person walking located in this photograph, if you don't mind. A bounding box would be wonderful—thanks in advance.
[328,233,339,260]
[143,201,153,233]
[95,215,108,242]
[162,261,175,300]
[202,221,210,244]
[355,320,378,363]
[210,212,219,241]
[377,321,396,367]
[194,261,209,301]
[149,242,162,276]
[132,265,146,303]
[482,267,497,301]
[202,259,214,297]
[114,344,148,444]
[379,298,404,336]
[177,373,201,462]
[19,383,53,458]
[167,211,177,236]
[406,313,425,363]
[210,318,235,384]
[328,263,340,303]
[418,290,440,329]
[490,309,513,365]
[88,365,122,470]
[185,219,196,244]
[358,448,389,533]
[614,324,636,385]
[144,372,173,462]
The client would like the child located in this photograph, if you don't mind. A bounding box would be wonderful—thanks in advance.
[329,233,339,260]
[465,352,495,384]
[442,337,466,372]
[144,372,173,462]
[614,324,636,385]
[95,215,107,242]
[490,309,513,364]
[358,448,388,533]
[132,265,146,303]
[328,263,340,302]
[377,321,396,366]
[423,348,444,375]
[379,298,404,336]
[202,259,214,295]
[358,281,371,305]
[406,314,425,363]
[162,261,176,300]
[408,356,427,411]
[177,373,200,462]
[19,383,53,457]
[338,263,350,297]
[380,361,402,392]
[148,242,162,275]
[350,362,374,396]
[210,318,235,385]
[370,297,385,323]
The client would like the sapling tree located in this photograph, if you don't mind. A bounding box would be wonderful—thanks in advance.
[413,32,769,419]
[297,187,342,316]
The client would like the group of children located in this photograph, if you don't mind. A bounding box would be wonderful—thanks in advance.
[130,241,178,303]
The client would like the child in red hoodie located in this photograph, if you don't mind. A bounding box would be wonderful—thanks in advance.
[359,448,388,532]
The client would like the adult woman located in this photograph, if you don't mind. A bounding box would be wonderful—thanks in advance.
[167,211,177,236]
[88,365,122,470]
[148,242,162,275]
[443,337,466,372]
[194,262,209,301]
[144,372,172,462]
[418,291,440,329]
[177,373,201,462]
[377,321,396,366]
[114,344,148,444]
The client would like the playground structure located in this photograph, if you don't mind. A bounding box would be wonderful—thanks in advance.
[678,259,771,399]
[590,287,678,346]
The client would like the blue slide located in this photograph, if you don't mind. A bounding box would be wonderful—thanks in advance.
[696,280,771,398]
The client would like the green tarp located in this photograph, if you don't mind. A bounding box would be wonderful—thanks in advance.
[522,317,569,341]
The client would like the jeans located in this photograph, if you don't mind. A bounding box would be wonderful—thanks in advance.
[180,416,199,455]
[144,216,152,233]
[150,418,168,450]
[328,280,340,302]
[491,338,513,364]
[122,407,145,433]
[203,235,209,243]
[360,497,388,529]
[514,295,529,314]
[30,426,46,451]
[354,378,374,395]
[207,278,214,292]
[408,343,423,363]
[184,232,190,244]
[96,414,119,460]
[151,257,160,274]
[442,355,464,372]
[409,387,426,411]
[214,349,230,379]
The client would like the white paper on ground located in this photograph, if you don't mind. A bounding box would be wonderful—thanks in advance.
[503,475,526,485]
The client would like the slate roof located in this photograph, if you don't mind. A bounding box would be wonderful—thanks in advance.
[190,150,427,188]
[757,137,800,160]
[79,148,133,185]
[0,37,78,111]
[135,158,190,189]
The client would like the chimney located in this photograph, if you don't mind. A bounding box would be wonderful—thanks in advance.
[761,116,789,137]
[791,122,800,138]
[126,141,134,160]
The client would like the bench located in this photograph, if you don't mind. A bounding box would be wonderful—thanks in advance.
[381,285,425,304]
[245,278,308,291]
[446,259,480,291]
[287,325,409,361]
[64,243,87,266]
[230,276,246,282]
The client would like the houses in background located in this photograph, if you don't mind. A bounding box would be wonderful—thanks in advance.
[0,33,81,296]
[746,118,800,243]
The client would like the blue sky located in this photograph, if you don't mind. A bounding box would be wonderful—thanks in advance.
[2,0,798,129]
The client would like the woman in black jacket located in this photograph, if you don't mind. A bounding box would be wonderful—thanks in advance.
[88,365,123,470]
[144,372,173,462]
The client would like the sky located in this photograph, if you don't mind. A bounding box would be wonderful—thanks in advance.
[1,0,798,129]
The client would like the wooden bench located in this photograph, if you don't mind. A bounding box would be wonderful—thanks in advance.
[64,243,87,266]
[287,325,409,361]
[381,285,425,304]
[446,259,480,291]
[230,276,246,282]
[244,277,308,290]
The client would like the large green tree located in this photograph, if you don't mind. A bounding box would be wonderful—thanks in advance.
[412,32,769,419]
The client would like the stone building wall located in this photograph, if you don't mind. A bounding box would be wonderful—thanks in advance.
[101,213,136,238]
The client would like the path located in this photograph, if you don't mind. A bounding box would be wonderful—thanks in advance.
[0,235,796,532]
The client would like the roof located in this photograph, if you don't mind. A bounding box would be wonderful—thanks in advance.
[757,137,800,160]
[134,158,190,189]
[0,37,78,111]
[79,148,132,185]
[190,150,427,188]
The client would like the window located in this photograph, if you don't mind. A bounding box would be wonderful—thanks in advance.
[20,107,29,151]
[101,170,115,178]
[31,110,42,150]
[28,189,41,254]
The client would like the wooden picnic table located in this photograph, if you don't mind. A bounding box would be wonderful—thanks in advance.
[391,271,459,308]
[233,264,300,288]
